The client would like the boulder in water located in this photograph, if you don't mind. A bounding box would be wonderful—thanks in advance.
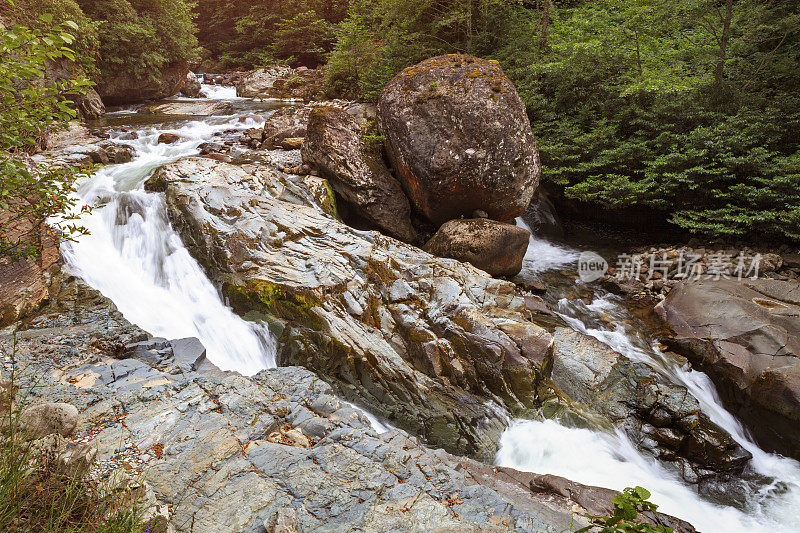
[656,278,800,460]
[180,71,202,98]
[262,106,312,148]
[98,61,189,105]
[423,219,530,277]
[378,54,540,225]
[157,133,181,145]
[301,106,416,242]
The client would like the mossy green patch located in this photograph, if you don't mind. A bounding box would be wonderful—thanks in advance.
[224,279,326,330]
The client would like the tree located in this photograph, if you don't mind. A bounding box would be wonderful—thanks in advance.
[0,12,92,259]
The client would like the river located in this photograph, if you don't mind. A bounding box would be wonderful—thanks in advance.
[61,85,800,532]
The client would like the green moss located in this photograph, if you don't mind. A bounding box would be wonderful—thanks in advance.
[224,279,326,330]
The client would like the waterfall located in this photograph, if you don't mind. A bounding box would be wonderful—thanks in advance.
[62,112,275,375]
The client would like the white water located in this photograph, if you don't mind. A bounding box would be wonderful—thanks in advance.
[199,83,240,100]
[496,242,800,532]
[516,217,580,274]
[62,112,276,375]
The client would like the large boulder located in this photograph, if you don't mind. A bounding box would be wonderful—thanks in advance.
[378,54,540,225]
[180,71,202,97]
[237,66,325,100]
[152,157,556,460]
[656,278,800,459]
[548,328,752,490]
[235,66,294,98]
[423,219,530,277]
[301,106,416,242]
[98,61,189,105]
[262,106,312,148]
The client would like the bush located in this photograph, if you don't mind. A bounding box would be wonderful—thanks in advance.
[195,0,347,69]
[577,486,673,533]
[0,13,92,259]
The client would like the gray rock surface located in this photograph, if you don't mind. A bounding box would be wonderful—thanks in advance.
[0,279,626,533]
[378,54,540,225]
[656,278,800,459]
[424,219,530,277]
[301,106,416,242]
[152,157,556,460]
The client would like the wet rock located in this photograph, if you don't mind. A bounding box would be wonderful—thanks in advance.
[521,187,564,240]
[21,402,79,438]
[99,61,188,105]
[235,66,295,98]
[77,87,106,119]
[549,327,751,482]
[656,278,800,459]
[180,71,202,97]
[301,106,416,242]
[378,53,540,225]
[152,157,557,459]
[198,141,225,154]
[262,106,312,148]
[141,101,233,116]
[423,218,530,277]
[157,133,181,145]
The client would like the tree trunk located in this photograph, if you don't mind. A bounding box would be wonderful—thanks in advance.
[714,0,734,88]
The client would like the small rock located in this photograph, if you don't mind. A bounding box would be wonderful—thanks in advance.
[21,402,79,438]
[280,137,304,150]
[198,142,225,155]
[157,133,181,145]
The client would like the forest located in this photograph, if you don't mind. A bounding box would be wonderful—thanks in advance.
[2,0,799,242]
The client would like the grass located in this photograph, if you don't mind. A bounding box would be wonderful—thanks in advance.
[0,336,152,533]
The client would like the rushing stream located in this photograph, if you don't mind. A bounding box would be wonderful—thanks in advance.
[61,86,800,532]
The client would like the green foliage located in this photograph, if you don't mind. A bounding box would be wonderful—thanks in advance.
[0,10,91,259]
[1,0,100,76]
[195,0,347,69]
[76,0,198,84]
[324,0,799,242]
[577,486,673,533]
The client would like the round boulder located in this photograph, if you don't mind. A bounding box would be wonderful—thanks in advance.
[423,219,530,277]
[21,402,79,439]
[378,54,540,225]
[181,71,202,98]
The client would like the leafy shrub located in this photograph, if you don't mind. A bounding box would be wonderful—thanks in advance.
[0,12,92,259]
[577,486,673,533]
